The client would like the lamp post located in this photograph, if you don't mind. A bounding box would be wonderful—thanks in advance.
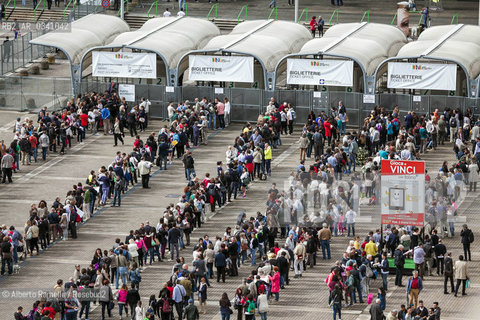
[295,0,299,23]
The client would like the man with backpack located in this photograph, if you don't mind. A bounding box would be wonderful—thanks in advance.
[172,280,186,320]
[19,134,31,166]
[460,224,474,261]
[350,264,363,303]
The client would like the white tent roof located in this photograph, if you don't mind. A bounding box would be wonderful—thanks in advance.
[30,15,130,64]
[201,20,312,72]
[108,17,220,68]
[299,23,407,75]
[396,24,480,78]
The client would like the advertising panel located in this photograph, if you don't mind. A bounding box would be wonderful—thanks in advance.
[118,84,135,102]
[387,62,456,91]
[92,52,157,79]
[188,55,254,83]
[286,58,353,87]
[381,159,425,226]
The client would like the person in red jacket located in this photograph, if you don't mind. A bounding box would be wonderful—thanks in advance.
[309,16,318,37]
[79,111,88,142]
[324,120,332,146]
[42,301,56,319]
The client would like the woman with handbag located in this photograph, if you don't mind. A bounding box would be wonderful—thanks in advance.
[27,220,40,256]
[128,239,139,267]
[198,277,208,314]
[116,284,129,318]
[129,262,142,290]
[219,292,233,320]
[23,220,32,257]
[233,288,244,320]
[99,279,114,320]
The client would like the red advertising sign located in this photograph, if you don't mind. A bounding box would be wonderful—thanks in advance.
[381,213,424,226]
[381,160,425,175]
[381,159,425,227]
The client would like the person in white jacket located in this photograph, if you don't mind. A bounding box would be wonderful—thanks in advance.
[138,157,152,188]
[135,300,145,320]
[468,162,479,192]
[257,289,269,318]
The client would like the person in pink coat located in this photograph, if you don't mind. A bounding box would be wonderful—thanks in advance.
[269,266,281,301]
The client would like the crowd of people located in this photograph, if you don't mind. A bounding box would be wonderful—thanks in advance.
[2,92,478,320]
[0,90,240,276]
[0,92,153,184]
[3,97,298,320]
[323,221,472,320]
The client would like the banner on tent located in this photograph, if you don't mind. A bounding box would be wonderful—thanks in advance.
[286,59,354,87]
[380,159,425,226]
[387,62,456,91]
[118,84,135,102]
[92,52,157,79]
[188,55,254,83]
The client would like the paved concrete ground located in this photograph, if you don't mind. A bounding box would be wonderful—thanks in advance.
[0,118,168,228]
[0,116,479,319]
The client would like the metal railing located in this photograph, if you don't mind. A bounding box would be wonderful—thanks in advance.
[63,0,76,21]
[268,6,277,20]
[206,2,218,20]
[147,0,159,19]
[418,13,424,27]
[117,0,129,17]
[390,12,397,25]
[390,10,422,25]
[297,8,308,23]
[5,0,15,9]
[360,10,370,23]
[451,13,459,24]
[0,76,72,112]
[328,8,339,26]
[0,29,49,74]
[237,5,247,23]
[33,0,46,23]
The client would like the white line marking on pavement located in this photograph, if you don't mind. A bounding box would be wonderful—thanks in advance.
[0,134,102,196]
[0,120,17,132]
[272,143,298,167]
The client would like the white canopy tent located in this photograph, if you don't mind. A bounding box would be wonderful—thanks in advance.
[375,24,480,97]
[274,22,407,91]
[177,19,312,89]
[29,14,130,94]
[30,14,130,65]
[79,17,221,87]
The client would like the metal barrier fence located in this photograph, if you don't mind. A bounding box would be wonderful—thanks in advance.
[1,78,479,128]
[0,2,97,77]
[0,76,72,111]
[0,30,51,76]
